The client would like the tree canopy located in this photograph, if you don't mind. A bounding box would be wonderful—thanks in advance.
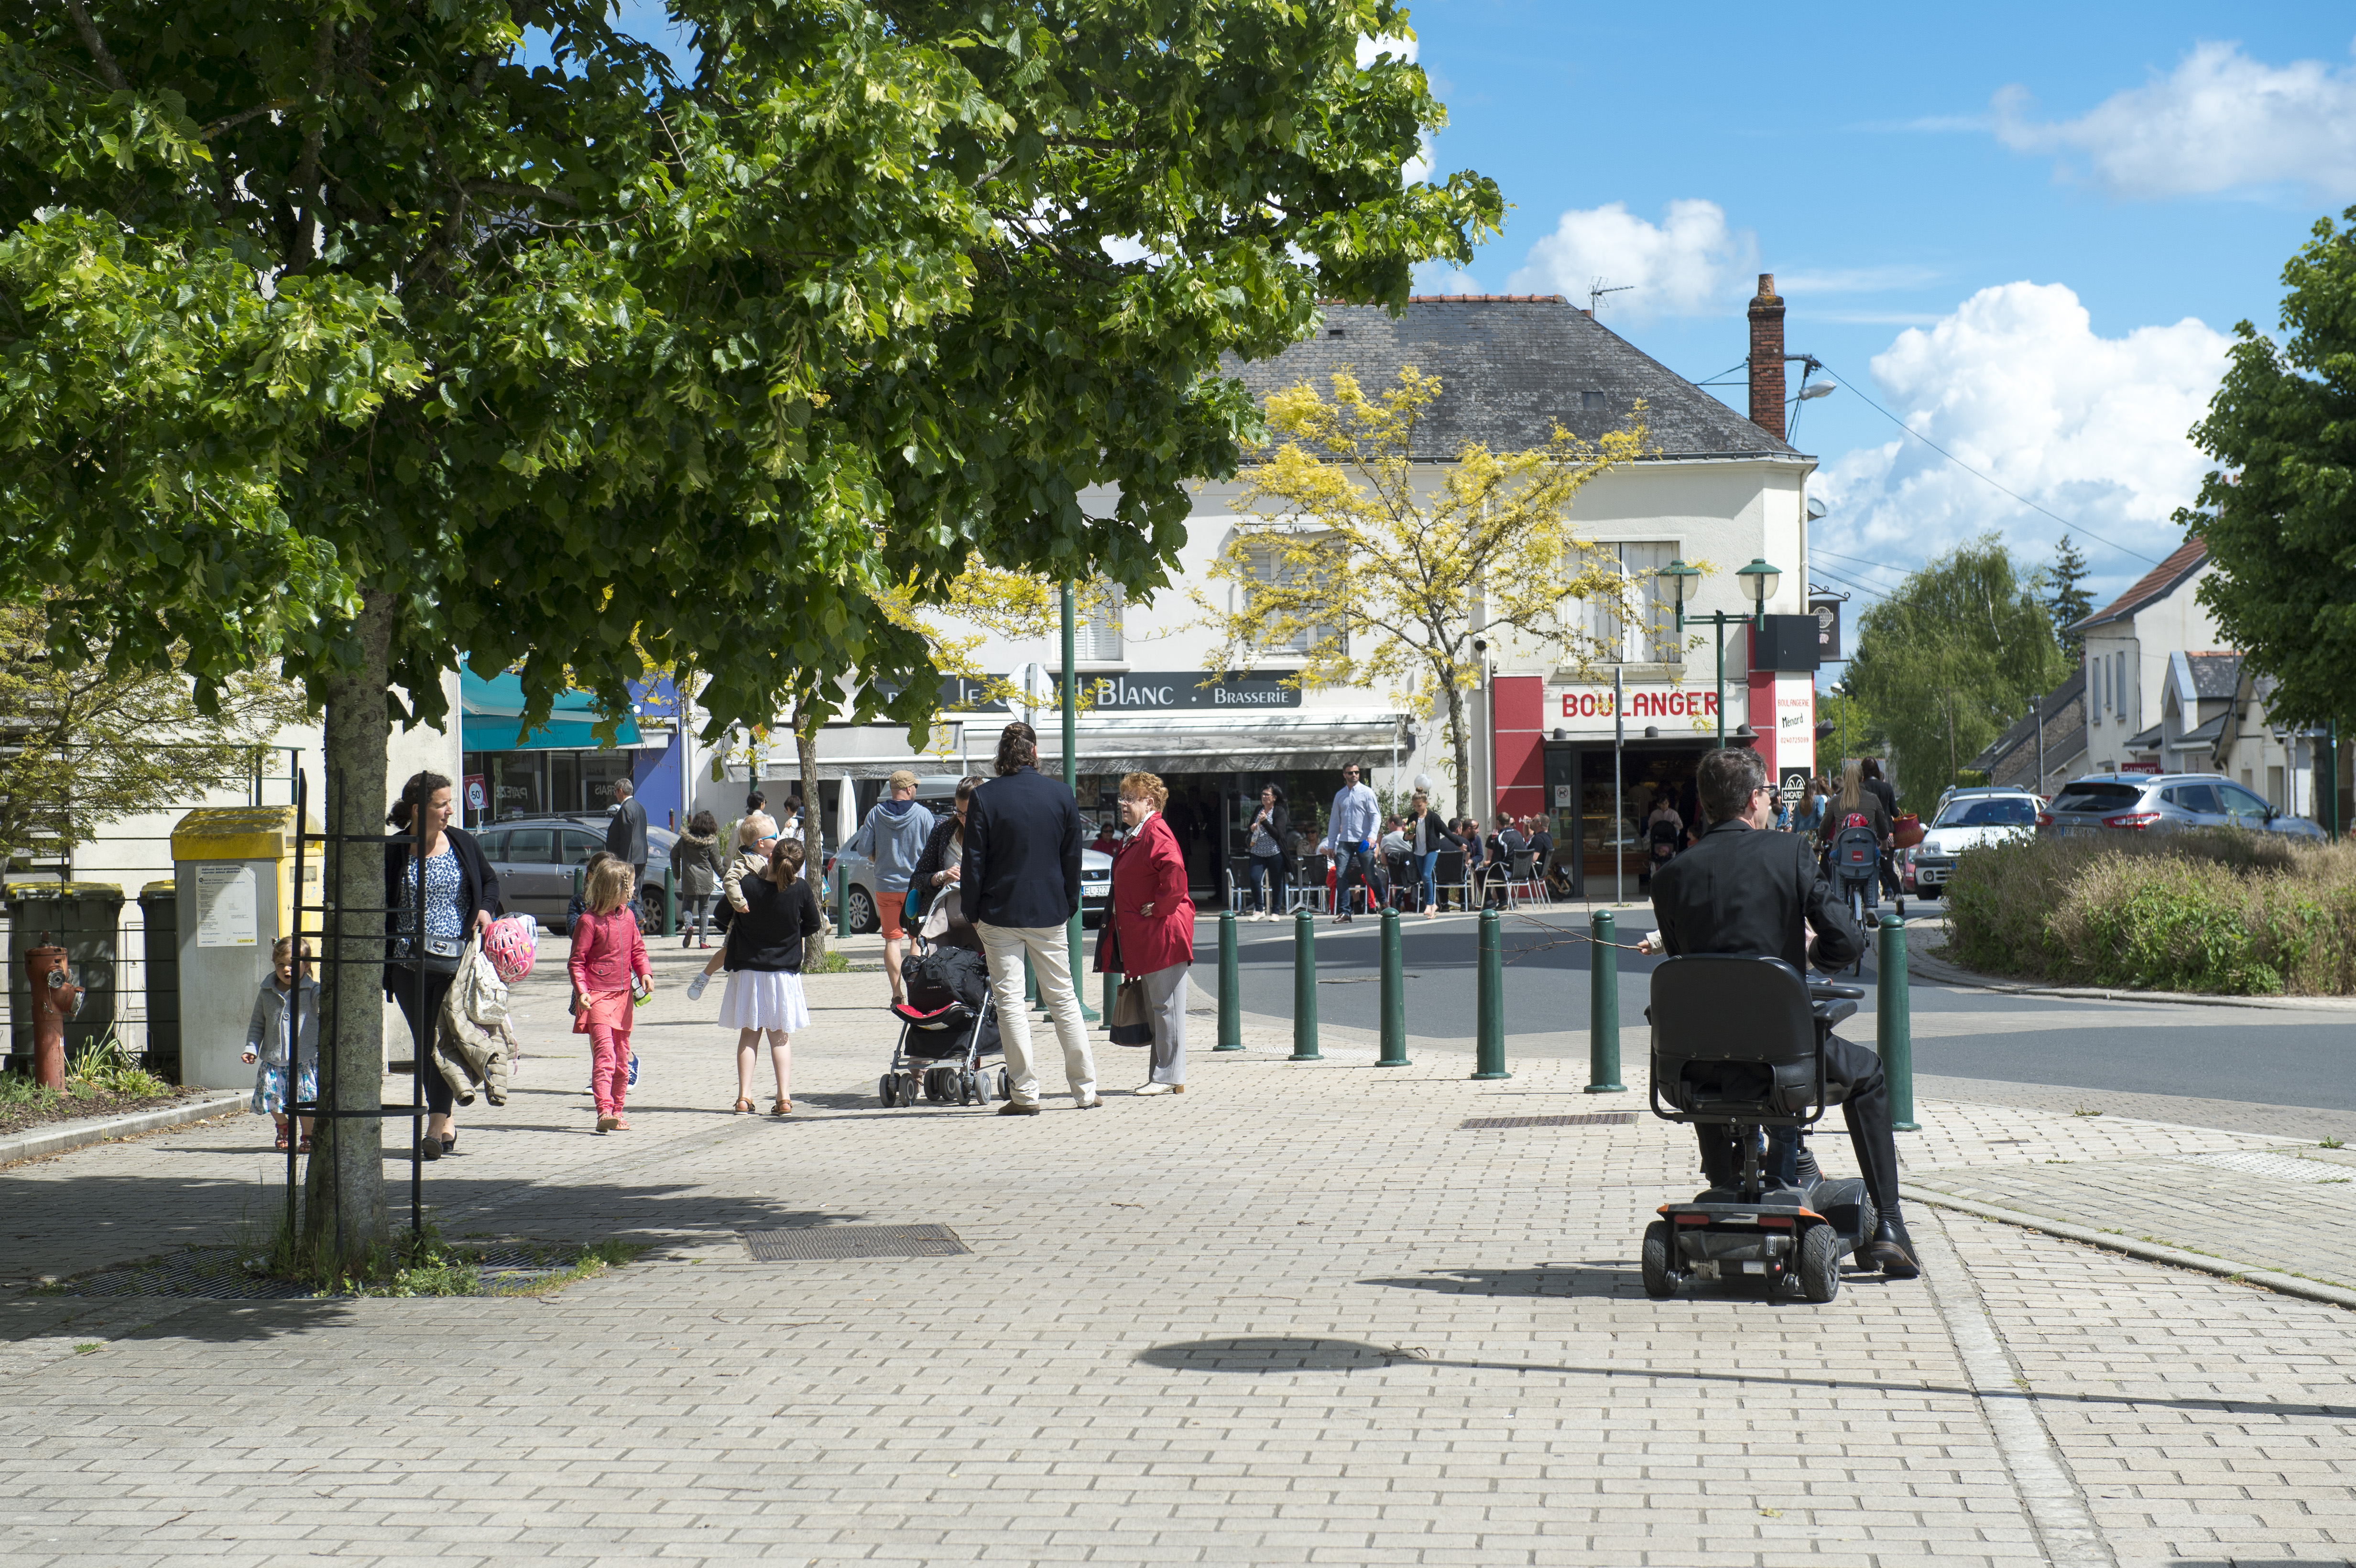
[1844,536,2067,810]
[2186,207,2356,735]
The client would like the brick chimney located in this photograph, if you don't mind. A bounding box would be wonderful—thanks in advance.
[1747,273,1785,441]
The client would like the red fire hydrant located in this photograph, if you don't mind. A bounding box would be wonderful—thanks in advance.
[25,943,83,1089]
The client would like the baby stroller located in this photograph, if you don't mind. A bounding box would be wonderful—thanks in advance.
[880,942,1005,1108]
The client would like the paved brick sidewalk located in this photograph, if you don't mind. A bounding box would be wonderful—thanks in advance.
[2,940,2350,1565]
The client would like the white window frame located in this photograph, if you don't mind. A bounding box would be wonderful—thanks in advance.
[1570,541,1681,665]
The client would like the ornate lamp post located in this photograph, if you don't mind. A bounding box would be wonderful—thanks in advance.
[1659,556,1783,749]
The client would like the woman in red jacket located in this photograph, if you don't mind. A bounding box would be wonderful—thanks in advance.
[1095,770,1196,1095]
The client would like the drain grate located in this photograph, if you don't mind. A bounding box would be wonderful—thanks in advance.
[742,1224,970,1262]
[51,1245,573,1298]
[1459,1112,1637,1131]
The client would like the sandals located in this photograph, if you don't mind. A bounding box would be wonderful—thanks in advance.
[770,1099,792,1117]
[732,1098,754,1115]
[297,1134,314,1154]
[273,1128,290,1151]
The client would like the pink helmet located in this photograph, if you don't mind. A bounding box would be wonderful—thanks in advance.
[482,914,538,983]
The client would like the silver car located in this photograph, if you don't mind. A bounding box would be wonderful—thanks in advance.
[475,813,679,932]
[2040,773,2325,842]
[825,791,1112,932]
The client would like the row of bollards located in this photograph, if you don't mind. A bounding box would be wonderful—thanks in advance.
[1123,899,1912,1122]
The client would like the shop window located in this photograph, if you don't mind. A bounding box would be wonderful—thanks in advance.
[1568,541,1680,664]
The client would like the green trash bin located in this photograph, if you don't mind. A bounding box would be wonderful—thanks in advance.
[6,880,125,1072]
[138,881,181,1084]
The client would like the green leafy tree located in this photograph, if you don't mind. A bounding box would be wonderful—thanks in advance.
[0,0,1496,1262]
[1845,536,2067,810]
[2184,208,2356,736]
[2046,534,2094,660]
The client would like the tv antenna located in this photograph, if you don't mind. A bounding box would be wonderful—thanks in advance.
[1588,277,1634,314]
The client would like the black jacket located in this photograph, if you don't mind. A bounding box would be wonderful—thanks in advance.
[1407,809,1447,856]
[911,813,964,891]
[724,874,825,972]
[1244,802,1292,864]
[961,765,1082,928]
[382,827,502,992]
[605,795,649,865]
[1650,818,1862,975]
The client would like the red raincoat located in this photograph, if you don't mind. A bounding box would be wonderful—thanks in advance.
[1094,811,1195,975]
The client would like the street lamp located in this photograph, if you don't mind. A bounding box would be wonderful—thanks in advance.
[1660,555,1783,749]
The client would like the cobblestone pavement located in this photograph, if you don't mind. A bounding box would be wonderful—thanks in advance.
[2,939,2351,1566]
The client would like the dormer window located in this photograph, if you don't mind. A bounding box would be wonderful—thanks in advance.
[1582,391,1607,410]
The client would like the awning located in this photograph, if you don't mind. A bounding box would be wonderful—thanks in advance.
[812,710,1407,779]
[460,663,642,753]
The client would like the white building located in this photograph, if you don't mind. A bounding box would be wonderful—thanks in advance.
[705,282,1823,896]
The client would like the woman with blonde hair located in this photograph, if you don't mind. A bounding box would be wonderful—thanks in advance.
[1093,771,1196,1096]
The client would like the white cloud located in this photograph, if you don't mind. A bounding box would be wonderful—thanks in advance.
[1994,39,2356,199]
[1358,33,1418,67]
[1776,263,1942,295]
[1410,261,1484,296]
[1811,282,2231,604]
[1504,199,1756,318]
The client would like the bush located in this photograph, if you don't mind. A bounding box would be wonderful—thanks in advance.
[1945,830,2356,995]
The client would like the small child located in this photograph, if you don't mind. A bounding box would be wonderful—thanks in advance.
[569,858,651,1133]
[242,936,320,1152]
[691,813,778,1001]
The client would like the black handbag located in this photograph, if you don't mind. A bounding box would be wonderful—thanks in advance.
[1102,920,1153,1046]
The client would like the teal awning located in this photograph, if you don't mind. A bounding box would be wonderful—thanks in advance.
[460,664,641,752]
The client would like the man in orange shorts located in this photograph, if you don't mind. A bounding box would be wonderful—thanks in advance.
[841,769,936,1006]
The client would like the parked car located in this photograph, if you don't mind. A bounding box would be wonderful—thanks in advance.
[824,784,1112,932]
[1908,787,2044,899]
[474,813,680,932]
[2040,773,2325,842]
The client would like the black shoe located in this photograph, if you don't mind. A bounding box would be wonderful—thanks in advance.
[441,1133,457,1155]
[996,1101,1041,1116]
[1864,1216,1920,1279]
[418,1136,442,1162]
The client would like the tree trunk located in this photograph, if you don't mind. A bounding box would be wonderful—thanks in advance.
[302,587,392,1262]
[796,700,827,964]
[1443,682,1471,820]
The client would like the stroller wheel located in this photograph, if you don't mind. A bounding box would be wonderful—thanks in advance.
[956,1071,974,1106]
[878,1074,897,1108]
[997,1068,1010,1101]
[1640,1221,1680,1299]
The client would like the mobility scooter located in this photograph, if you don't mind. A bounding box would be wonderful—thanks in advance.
[1643,954,1876,1303]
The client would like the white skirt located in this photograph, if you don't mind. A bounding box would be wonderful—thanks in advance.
[718,969,810,1033]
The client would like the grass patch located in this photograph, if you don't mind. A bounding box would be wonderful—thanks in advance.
[237,1207,644,1298]
[1945,830,2356,995]
[0,1032,187,1138]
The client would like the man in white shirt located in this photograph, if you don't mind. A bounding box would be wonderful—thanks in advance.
[1320,763,1381,924]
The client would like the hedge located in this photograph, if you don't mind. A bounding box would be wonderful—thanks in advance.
[1942,829,2356,996]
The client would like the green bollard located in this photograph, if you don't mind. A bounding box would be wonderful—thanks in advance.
[1878,915,1918,1129]
[1586,908,1625,1092]
[1215,910,1243,1050]
[1289,907,1321,1060]
[1023,947,1038,1009]
[1102,967,1118,1028]
[1376,907,1409,1066]
[1472,908,1509,1079]
[662,876,676,938]
[833,865,848,939]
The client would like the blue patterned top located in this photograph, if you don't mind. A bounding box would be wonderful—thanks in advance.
[396,846,464,953]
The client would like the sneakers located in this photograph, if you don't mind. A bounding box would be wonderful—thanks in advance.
[686,973,709,1002]
[1134,1082,1183,1096]
[1075,1096,1102,1109]
[627,1053,640,1088]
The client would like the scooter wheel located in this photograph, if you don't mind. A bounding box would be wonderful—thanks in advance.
[1799,1222,1843,1304]
[1641,1221,1680,1299]
[1852,1190,1879,1263]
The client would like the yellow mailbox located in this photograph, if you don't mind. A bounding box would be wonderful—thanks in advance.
[170,807,323,1090]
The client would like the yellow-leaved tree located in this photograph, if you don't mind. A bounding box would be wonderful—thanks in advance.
[1195,369,1654,818]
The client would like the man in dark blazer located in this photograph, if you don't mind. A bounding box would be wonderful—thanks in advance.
[1648,745,1920,1279]
[604,777,649,892]
[962,721,1098,1113]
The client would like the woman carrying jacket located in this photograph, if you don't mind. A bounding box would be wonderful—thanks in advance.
[1094,770,1195,1095]
[382,771,501,1162]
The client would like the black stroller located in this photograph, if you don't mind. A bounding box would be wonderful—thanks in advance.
[1643,955,1877,1303]
[880,943,1005,1108]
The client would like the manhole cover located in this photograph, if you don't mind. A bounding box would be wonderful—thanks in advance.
[742,1224,970,1262]
[2174,1150,2356,1185]
[1458,1112,1637,1131]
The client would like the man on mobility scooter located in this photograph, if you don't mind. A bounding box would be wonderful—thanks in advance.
[1641,747,1921,1290]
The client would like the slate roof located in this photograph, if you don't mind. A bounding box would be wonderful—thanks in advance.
[2184,652,2242,699]
[1222,296,1804,461]
[2070,538,2207,632]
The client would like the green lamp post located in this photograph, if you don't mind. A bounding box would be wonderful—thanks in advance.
[1659,555,1782,749]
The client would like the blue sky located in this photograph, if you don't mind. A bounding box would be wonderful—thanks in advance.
[1402,2,2356,620]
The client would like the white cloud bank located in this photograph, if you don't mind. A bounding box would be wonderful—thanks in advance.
[1995,39,2356,199]
[1504,199,1756,318]
[1811,282,2231,602]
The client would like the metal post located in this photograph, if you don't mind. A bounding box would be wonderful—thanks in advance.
[2034,699,2045,797]
[2333,719,2342,843]
[1024,946,1038,1008]
[1215,909,1243,1050]
[1060,582,1097,1020]
[1472,908,1509,1079]
[1586,909,1624,1092]
[1713,613,1727,749]
[833,864,847,939]
[1288,907,1320,1060]
[1376,907,1409,1066]
[1613,666,1625,907]
[662,876,676,937]
[1878,915,1917,1131]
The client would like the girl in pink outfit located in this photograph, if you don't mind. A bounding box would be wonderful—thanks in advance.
[569,859,652,1133]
